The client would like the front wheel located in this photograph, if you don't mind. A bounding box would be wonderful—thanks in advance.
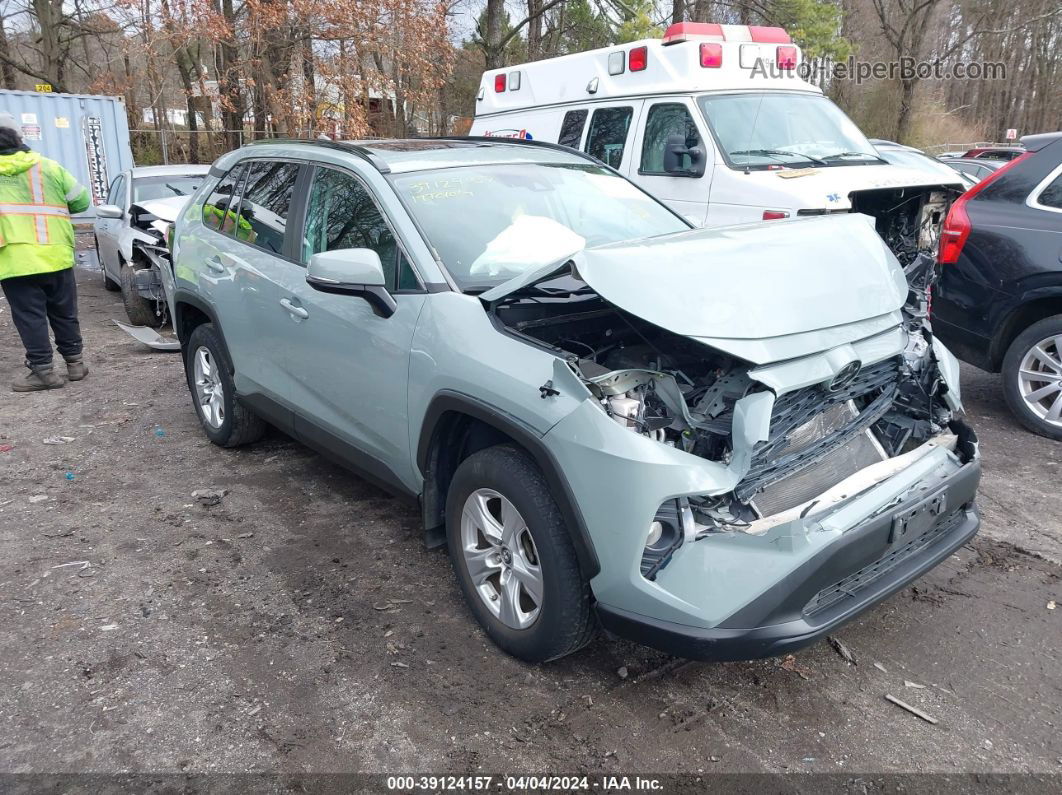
[446,444,595,662]
[184,323,266,448]
[120,262,165,327]
[1001,314,1062,440]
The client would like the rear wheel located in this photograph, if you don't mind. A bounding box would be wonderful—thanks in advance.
[184,323,266,448]
[445,444,595,662]
[1002,314,1062,440]
[120,261,164,327]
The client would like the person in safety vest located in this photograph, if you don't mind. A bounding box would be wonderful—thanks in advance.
[0,113,91,391]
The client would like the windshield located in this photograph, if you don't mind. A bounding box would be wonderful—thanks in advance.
[133,175,205,203]
[391,163,688,290]
[698,93,878,168]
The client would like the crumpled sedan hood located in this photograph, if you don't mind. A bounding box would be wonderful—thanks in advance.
[484,213,908,359]
[131,195,191,223]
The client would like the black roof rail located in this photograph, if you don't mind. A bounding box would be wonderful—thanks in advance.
[241,135,612,174]
[242,137,392,173]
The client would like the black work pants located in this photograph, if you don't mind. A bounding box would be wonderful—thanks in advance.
[1,268,83,368]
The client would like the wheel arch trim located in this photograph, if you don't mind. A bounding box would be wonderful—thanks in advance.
[416,390,601,580]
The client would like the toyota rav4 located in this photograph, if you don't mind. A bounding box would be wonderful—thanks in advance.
[170,138,980,662]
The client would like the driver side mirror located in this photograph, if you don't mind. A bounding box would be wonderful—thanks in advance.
[96,204,123,219]
[663,134,705,178]
[305,248,396,318]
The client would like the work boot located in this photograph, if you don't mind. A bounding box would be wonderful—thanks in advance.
[12,364,65,392]
[64,354,88,382]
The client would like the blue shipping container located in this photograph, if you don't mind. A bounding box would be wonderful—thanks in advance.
[0,89,134,219]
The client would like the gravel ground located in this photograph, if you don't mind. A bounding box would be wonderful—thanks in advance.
[0,260,1059,775]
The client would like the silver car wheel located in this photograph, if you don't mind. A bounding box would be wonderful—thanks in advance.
[460,488,543,630]
[1017,335,1062,427]
[193,346,226,430]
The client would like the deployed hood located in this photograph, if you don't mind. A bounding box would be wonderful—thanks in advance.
[131,195,191,223]
[484,213,908,352]
[0,150,40,176]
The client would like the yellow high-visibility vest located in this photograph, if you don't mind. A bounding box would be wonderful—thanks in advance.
[0,150,90,280]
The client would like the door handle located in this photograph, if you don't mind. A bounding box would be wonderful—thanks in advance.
[206,255,226,274]
[279,297,309,319]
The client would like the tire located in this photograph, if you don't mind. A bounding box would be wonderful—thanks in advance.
[96,238,120,291]
[445,444,595,662]
[120,261,164,327]
[184,323,266,448]
[1001,314,1062,441]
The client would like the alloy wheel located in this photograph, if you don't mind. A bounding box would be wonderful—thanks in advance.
[1017,335,1062,427]
[193,346,225,429]
[460,488,543,630]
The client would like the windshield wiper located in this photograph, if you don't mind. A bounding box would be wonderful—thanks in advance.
[821,152,886,164]
[731,149,827,166]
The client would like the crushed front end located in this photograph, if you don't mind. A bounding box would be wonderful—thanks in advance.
[488,239,979,660]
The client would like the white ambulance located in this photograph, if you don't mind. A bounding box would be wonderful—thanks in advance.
[469,22,962,271]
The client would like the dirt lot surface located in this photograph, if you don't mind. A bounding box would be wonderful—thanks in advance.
[1,261,1060,776]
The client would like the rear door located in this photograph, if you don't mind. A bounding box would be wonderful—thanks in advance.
[214,158,307,403]
[187,159,299,401]
[631,98,714,225]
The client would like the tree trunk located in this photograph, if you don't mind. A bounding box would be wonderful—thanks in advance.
[895,78,917,142]
[671,0,685,26]
[31,0,65,90]
[175,48,200,163]
[301,30,315,135]
[527,0,543,60]
[217,0,244,149]
[484,0,505,70]
[0,18,17,89]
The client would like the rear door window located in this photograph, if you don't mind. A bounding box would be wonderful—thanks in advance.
[558,110,588,149]
[1036,172,1062,209]
[584,106,633,168]
[202,163,248,238]
[237,160,302,255]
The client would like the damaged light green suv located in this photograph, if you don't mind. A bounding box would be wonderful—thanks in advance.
[170,138,980,663]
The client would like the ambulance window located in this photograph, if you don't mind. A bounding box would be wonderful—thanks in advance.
[640,104,700,175]
[585,107,633,169]
[558,110,587,149]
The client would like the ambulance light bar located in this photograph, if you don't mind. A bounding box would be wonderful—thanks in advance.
[661,21,792,46]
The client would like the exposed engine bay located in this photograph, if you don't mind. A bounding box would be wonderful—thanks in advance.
[850,187,954,316]
[490,270,966,545]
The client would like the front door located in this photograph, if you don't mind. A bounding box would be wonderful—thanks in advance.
[270,163,426,488]
[630,99,714,226]
[95,174,126,278]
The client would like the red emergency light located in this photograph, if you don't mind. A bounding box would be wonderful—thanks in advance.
[700,43,723,68]
[494,74,506,92]
[749,26,791,43]
[662,22,724,44]
[629,46,648,71]
[776,45,798,70]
